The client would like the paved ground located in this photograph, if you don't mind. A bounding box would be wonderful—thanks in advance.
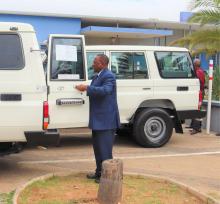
[0,128,220,201]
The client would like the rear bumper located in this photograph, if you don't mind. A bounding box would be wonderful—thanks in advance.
[177,110,206,120]
[25,130,60,147]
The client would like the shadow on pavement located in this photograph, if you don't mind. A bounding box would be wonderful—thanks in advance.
[23,133,138,150]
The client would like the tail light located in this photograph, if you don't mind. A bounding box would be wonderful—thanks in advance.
[43,101,49,129]
[198,90,202,110]
[198,101,202,110]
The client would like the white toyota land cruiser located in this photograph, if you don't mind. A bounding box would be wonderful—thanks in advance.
[0,22,205,155]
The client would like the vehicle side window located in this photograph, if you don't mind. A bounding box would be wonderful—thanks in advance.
[86,51,104,80]
[154,51,195,78]
[111,52,148,79]
[50,38,85,80]
[0,34,24,70]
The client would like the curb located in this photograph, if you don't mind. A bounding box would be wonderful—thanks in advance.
[13,172,71,204]
[13,171,220,204]
[125,172,220,204]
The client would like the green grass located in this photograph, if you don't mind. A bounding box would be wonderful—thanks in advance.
[0,191,15,204]
[18,174,205,204]
[204,66,220,101]
[208,192,220,200]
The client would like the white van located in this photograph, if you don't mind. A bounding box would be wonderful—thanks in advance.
[0,22,205,154]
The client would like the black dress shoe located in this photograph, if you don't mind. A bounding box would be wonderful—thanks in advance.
[86,173,100,180]
[95,177,100,183]
[190,129,200,135]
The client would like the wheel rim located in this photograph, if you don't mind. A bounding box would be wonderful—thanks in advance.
[144,116,166,142]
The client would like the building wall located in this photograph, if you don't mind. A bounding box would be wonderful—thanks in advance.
[0,14,81,43]
[120,38,156,46]
[0,14,185,47]
[0,13,217,70]
[166,29,184,45]
[85,37,112,45]
[86,29,184,47]
[86,36,161,46]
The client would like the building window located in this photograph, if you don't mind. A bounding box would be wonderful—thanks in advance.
[155,51,195,78]
[0,34,24,70]
[111,52,148,79]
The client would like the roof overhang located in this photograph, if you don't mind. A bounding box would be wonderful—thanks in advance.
[81,26,173,39]
[0,11,215,30]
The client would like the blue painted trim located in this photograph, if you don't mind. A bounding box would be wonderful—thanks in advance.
[200,53,209,70]
[180,12,193,22]
[81,26,173,36]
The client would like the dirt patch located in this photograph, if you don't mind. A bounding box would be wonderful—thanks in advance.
[18,173,206,204]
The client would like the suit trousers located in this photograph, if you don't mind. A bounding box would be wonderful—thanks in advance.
[92,129,116,176]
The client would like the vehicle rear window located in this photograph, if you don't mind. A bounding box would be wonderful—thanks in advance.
[155,51,195,78]
[0,34,24,70]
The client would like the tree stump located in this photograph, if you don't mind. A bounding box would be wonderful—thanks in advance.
[97,159,123,204]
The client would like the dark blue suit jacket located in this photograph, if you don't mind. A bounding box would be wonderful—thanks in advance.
[87,68,120,130]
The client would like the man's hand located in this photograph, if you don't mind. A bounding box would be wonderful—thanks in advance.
[75,84,88,92]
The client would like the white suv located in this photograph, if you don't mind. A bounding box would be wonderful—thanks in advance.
[86,46,206,147]
[0,22,205,155]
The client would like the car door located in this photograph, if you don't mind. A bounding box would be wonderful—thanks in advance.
[46,34,89,129]
[153,51,199,111]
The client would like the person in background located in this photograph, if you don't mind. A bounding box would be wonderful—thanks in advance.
[75,54,120,183]
[190,58,205,135]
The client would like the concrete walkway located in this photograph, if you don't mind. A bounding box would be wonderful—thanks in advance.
[0,129,220,201]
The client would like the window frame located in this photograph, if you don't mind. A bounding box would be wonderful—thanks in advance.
[49,37,86,81]
[0,33,25,70]
[109,50,149,80]
[154,51,196,79]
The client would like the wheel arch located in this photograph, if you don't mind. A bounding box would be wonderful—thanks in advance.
[139,99,176,110]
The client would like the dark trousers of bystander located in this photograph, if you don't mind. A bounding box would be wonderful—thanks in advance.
[191,119,202,133]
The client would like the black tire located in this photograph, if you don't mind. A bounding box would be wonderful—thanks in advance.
[0,142,12,152]
[13,142,24,153]
[133,108,173,147]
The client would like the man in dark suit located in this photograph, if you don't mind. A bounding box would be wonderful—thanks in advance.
[75,54,120,183]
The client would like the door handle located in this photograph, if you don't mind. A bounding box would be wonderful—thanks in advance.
[177,86,189,91]
[56,98,85,105]
[142,87,151,90]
